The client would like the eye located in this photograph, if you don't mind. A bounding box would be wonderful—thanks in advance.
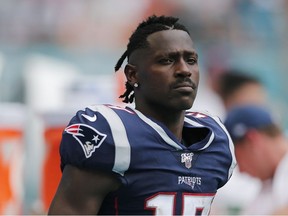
[186,57,197,65]
[158,58,174,65]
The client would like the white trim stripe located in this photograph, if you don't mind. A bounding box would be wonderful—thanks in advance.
[184,117,205,127]
[132,108,183,150]
[89,105,131,176]
[184,117,215,150]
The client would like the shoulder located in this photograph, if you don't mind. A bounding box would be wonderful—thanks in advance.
[185,109,225,129]
[81,104,135,119]
[68,104,136,127]
[185,110,236,180]
[185,109,233,151]
[185,110,234,150]
[60,104,134,175]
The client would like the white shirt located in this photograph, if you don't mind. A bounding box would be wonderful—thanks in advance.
[243,153,288,215]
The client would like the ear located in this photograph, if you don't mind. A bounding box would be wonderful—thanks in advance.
[124,64,137,85]
[245,129,263,149]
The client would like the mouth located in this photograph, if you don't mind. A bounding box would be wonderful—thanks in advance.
[172,81,196,93]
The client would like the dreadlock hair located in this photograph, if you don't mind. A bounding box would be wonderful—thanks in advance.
[115,15,190,103]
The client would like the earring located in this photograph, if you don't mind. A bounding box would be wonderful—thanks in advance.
[134,83,139,88]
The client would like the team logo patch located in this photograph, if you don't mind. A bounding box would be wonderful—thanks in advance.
[181,152,194,169]
[65,124,107,158]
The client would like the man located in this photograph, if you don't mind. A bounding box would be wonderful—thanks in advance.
[217,70,267,111]
[224,105,288,215]
[208,70,268,214]
[48,15,236,215]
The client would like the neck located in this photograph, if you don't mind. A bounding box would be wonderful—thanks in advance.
[135,105,185,141]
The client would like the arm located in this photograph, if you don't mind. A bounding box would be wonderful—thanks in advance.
[272,205,288,215]
[48,164,120,215]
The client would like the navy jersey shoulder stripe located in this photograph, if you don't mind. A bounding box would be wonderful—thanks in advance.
[88,104,131,176]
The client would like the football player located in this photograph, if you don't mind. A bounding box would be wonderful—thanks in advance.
[48,15,236,215]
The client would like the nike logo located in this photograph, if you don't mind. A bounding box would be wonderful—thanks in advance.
[81,113,97,122]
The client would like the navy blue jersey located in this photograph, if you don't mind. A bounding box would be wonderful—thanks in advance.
[60,104,236,215]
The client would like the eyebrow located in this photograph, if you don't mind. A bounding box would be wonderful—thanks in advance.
[157,51,198,59]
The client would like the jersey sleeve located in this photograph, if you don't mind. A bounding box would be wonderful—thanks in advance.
[212,114,237,187]
[59,105,120,175]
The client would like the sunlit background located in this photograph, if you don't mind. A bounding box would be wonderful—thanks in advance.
[0,0,288,215]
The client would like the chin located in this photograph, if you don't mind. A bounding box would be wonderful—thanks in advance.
[175,100,194,111]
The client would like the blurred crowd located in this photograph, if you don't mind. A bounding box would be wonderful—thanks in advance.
[0,0,288,215]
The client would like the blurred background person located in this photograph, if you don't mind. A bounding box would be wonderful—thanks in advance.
[208,69,269,214]
[1,0,288,214]
[224,105,288,215]
[216,69,268,111]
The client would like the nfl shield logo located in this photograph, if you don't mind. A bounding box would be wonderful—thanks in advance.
[181,152,194,169]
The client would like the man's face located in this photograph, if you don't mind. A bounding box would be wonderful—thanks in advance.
[226,83,267,110]
[235,140,270,180]
[235,143,259,177]
[130,30,199,112]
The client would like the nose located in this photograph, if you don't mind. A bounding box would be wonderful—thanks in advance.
[174,59,191,77]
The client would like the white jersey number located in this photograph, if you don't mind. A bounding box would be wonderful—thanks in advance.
[145,192,214,216]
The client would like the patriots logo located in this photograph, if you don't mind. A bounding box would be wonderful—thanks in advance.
[65,124,107,158]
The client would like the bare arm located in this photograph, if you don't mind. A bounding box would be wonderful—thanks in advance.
[48,164,120,215]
